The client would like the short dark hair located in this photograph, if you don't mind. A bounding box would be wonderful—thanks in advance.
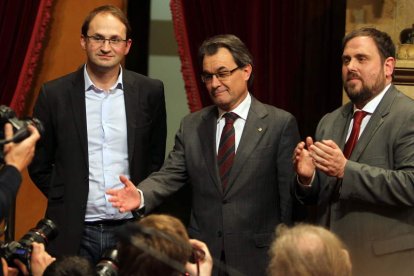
[81,5,131,39]
[343,27,395,63]
[198,34,254,87]
[43,256,95,276]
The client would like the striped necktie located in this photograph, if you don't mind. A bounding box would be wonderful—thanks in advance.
[217,112,238,190]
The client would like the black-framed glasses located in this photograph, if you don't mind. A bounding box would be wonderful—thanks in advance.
[201,66,241,83]
[86,35,128,47]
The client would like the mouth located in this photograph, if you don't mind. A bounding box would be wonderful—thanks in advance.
[97,55,113,60]
[212,89,228,97]
[346,73,361,82]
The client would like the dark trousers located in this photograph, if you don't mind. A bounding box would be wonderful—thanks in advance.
[78,223,119,264]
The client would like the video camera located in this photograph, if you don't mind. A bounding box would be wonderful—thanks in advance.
[0,105,43,163]
[0,218,58,273]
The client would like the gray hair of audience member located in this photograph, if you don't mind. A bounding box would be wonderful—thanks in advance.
[43,256,95,276]
[198,34,254,88]
[342,27,395,63]
[81,5,132,39]
[268,224,352,276]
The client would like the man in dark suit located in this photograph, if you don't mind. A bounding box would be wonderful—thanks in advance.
[28,5,166,263]
[293,27,414,276]
[107,34,300,276]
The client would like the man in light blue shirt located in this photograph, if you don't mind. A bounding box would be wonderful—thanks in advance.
[29,5,166,263]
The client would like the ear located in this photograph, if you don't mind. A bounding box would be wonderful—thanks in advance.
[384,56,395,79]
[123,39,132,56]
[80,35,87,50]
[242,64,252,82]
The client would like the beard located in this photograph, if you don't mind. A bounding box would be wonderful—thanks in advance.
[344,72,386,107]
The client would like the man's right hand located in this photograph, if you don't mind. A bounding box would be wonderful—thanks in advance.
[293,137,316,185]
[107,175,141,212]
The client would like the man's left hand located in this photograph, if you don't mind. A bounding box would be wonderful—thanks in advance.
[309,139,347,178]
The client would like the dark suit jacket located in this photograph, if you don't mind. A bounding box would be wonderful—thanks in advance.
[295,85,414,276]
[28,67,166,256]
[139,97,300,276]
[0,165,21,220]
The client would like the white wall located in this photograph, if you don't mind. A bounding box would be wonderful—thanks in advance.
[149,0,190,154]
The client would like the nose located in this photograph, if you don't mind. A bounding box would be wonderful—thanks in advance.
[346,59,357,72]
[100,40,111,52]
[210,75,222,88]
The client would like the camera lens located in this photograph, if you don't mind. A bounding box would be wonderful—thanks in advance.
[96,248,118,276]
[19,218,58,247]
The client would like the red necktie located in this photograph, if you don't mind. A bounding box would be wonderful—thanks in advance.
[217,112,238,190]
[343,110,368,158]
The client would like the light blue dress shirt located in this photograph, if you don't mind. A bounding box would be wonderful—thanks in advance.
[83,66,132,221]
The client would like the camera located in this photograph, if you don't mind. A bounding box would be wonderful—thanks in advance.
[0,218,58,272]
[0,105,44,162]
[96,248,118,276]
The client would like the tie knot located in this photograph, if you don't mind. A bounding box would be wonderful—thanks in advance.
[353,110,368,123]
[223,112,238,124]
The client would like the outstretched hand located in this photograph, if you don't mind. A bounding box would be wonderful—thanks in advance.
[107,175,141,212]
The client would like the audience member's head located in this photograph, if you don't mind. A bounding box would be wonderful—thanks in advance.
[43,256,95,276]
[268,224,352,276]
[118,214,193,276]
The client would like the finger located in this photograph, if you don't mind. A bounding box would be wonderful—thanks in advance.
[314,161,329,172]
[106,189,118,196]
[305,137,314,148]
[13,259,29,275]
[1,258,8,276]
[119,175,136,189]
[26,125,41,142]
[4,123,14,141]
[321,139,339,149]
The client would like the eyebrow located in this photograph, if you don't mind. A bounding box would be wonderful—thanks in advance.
[90,33,124,39]
[203,66,231,74]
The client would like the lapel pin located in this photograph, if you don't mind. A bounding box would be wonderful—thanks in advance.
[258,127,263,132]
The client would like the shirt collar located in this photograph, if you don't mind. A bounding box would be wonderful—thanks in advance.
[83,64,124,93]
[217,93,251,121]
[354,83,391,114]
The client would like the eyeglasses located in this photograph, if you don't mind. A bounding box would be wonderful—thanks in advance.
[201,66,241,83]
[85,35,128,47]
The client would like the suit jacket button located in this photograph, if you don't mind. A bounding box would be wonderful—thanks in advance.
[222,199,228,204]
[217,231,223,237]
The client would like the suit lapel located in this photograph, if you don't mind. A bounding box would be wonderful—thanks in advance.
[224,98,267,195]
[123,70,138,163]
[350,86,396,160]
[336,104,354,149]
[197,107,222,193]
[69,68,88,168]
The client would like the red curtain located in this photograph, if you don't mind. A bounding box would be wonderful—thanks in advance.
[0,0,53,117]
[171,0,346,137]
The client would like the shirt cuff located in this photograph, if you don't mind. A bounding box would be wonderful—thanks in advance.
[297,171,315,187]
[131,188,145,219]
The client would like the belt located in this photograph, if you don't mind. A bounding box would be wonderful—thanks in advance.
[84,218,135,227]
